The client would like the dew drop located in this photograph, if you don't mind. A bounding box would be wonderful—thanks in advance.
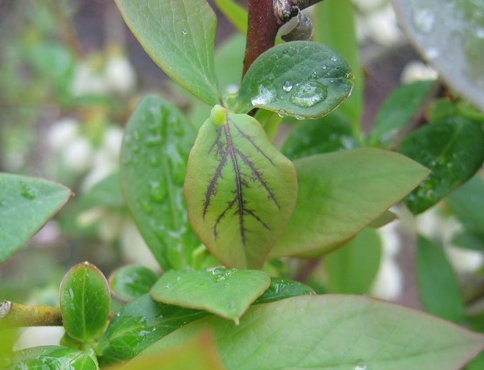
[165,283,171,289]
[182,28,188,36]
[354,361,368,370]
[311,71,319,79]
[412,6,435,34]
[140,200,153,214]
[251,85,275,106]
[21,184,37,200]
[290,81,328,108]
[145,134,162,146]
[277,109,287,118]
[322,65,327,70]
[330,56,337,62]
[282,80,293,92]
[149,181,166,202]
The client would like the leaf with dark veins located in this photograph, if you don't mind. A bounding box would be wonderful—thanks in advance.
[184,106,298,269]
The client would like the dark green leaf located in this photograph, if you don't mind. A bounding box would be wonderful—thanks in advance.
[143,295,484,370]
[236,41,353,119]
[6,346,96,370]
[60,262,110,343]
[150,267,270,322]
[120,96,199,271]
[323,228,382,294]
[115,0,220,105]
[416,235,465,323]
[368,80,437,148]
[109,265,159,302]
[393,0,484,111]
[281,111,360,160]
[451,230,484,252]
[254,277,315,304]
[399,117,484,214]
[0,174,72,265]
[184,106,297,268]
[271,148,429,258]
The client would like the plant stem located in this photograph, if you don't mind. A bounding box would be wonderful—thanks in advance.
[0,301,63,329]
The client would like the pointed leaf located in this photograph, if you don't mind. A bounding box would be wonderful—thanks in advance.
[236,41,353,118]
[109,265,159,302]
[254,277,315,304]
[399,117,484,214]
[115,0,220,105]
[150,267,270,322]
[60,262,110,343]
[6,346,96,370]
[271,148,429,258]
[0,174,72,265]
[144,295,484,370]
[184,107,298,268]
[120,96,199,271]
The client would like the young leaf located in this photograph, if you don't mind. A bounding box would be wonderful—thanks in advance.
[367,80,437,148]
[184,107,298,268]
[399,117,484,215]
[271,148,429,258]
[236,41,353,119]
[323,228,382,294]
[109,265,159,302]
[212,0,247,35]
[143,295,484,370]
[416,235,465,324]
[115,0,220,105]
[0,174,72,265]
[60,262,110,343]
[120,96,200,271]
[150,267,270,323]
[6,346,97,370]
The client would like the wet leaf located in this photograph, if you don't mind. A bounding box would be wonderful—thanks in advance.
[115,0,220,105]
[272,148,429,258]
[399,117,484,214]
[392,0,484,112]
[60,262,110,343]
[120,96,199,271]
[236,41,353,119]
[184,107,297,268]
[150,267,270,322]
[143,295,484,370]
[254,277,315,304]
[6,346,96,370]
[109,265,159,302]
[0,174,72,266]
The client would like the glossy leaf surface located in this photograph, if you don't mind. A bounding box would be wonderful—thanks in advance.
[0,174,71,265]
[150,267,270,322]
[237,41,353,118]
[392,0,484,111]
[115,0,220,105]
[120,96,199,271]
[323,228,382,294]
[254,277,315,304]
[399,118,484,214]
[60,262,110,343]
[184,108,297,268]
[144,295,484,370]
[109,265,158,302]
[7,346,96,370]
[272,148,429,257]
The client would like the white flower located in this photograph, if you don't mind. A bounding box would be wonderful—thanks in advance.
[120,221,159,270]
[48,118,80,152]
[104,56,137,94]
[71,62,108,96]
[62,137,94,173]
[365,5,402,46]
[401,61,438,83]
[353,0,387,13]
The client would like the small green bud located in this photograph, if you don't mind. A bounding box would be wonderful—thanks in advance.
[211,104,227,126]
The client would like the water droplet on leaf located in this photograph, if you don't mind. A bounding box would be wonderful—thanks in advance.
[412,7,435,34]
[182,28,188,35]
[140,200,153,214]
[21,185,37,200]
[330,56,338,62]
[290,81,328,108]
[354,361,368,370]
[149,181,166,202]
[282,80,293,92]
[251,85,275,106]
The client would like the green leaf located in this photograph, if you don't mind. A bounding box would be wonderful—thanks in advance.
[77,172,124,212]
[313,0,362,131]
[150,267,270,322]
[416,235,465,324]
[272,148,429,258]
[236,41,353,119]
[212,0,247,35]
[0,174,72,265]
[323,228,382,294]
[115,0,220,105]
[184,107,298,268]
[367,80,437,148]
[281,111,360,160]
[60,262,110,343]
[112,331,226,370]
[392,0,484,112]
[399,117,484,214]
[451,230,484,252]
[254,277,315,304]
[6,346,97,370]
[120,96,199,271]
[143,295,484,370]
[109,265,159,302]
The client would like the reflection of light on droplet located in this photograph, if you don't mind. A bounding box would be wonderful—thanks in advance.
[282,80,293,92]
[354,361,368,370]
[412,7,435,34]
[251,85,275,106]
[290,81,328,108]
